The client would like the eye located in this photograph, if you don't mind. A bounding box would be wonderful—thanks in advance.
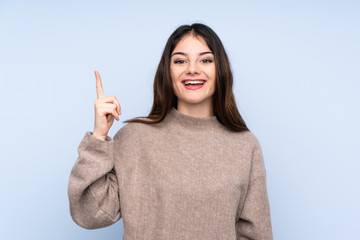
[173,59,186,64]
[201,58,213,63]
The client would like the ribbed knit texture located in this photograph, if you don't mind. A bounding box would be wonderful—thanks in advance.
[68,107,273,240]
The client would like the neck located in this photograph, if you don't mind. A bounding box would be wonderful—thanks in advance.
[177,100,213,118]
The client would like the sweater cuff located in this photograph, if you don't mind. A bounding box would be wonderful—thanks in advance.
[76,132,114,167]
[86,131,113,142]
[74,131,115,172]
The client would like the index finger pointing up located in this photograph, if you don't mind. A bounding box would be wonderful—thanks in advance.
[94,70,104,99]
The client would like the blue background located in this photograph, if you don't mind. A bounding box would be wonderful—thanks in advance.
[1,0,359,239]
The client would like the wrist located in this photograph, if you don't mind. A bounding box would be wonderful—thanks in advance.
[92,131,107,141]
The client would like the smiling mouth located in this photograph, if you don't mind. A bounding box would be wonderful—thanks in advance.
[182,79,206,86]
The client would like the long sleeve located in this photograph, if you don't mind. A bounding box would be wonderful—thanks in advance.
[67,131,121,229]
[236,135,273,240]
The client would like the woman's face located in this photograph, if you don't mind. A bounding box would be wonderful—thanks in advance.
[170,34,216,111]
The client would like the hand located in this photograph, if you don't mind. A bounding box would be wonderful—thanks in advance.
[92,70,121,140]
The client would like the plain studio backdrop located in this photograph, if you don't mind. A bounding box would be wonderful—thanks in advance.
[1,0,359,239]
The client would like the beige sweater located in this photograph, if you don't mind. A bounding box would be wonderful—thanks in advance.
[68,107,273,240]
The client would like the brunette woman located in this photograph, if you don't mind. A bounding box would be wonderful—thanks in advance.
[68,23,273,240]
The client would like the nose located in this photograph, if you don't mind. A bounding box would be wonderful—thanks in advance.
[186,61,200,75]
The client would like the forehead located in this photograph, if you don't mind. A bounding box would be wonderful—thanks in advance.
[172,34,211,53]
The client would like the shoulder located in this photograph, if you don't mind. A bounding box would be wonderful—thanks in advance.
[241,131,263,156]
[235,130,264,158]
[246,132,266,176]
[113,120,156,142]
[226,129,259,147]
[246,131,261,149]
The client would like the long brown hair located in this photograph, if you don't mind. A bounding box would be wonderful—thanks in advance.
[124,23,249,132]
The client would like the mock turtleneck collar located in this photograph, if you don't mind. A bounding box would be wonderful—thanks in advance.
[165,107,219,129]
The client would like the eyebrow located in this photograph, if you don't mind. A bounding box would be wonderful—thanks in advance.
[171,51,213,57]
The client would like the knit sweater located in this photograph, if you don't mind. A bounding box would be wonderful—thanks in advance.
[68,107,273,240]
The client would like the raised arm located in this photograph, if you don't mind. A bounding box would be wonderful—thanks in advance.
[67,70,122,229]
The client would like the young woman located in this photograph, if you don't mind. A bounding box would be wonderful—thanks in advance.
[68,23,273,240]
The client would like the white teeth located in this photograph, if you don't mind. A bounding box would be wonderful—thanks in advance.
[184,80,205,85]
